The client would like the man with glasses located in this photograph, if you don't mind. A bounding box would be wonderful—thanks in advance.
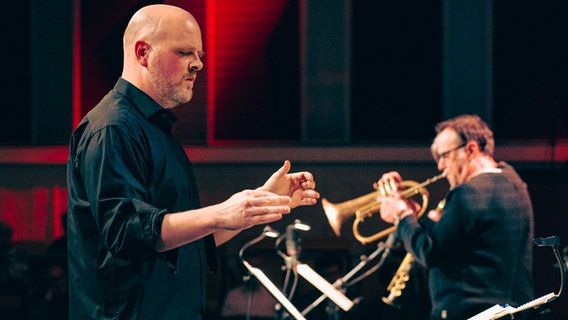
[377,114,534,319]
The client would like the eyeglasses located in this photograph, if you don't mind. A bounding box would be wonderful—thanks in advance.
[436,142,466,162]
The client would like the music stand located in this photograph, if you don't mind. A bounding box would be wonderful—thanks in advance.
[239,226,306,320]
[468,236,564,320]
[301,234,396,316]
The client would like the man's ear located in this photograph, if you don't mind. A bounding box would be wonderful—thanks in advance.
[466,141,480,155]
[134,40,150,67]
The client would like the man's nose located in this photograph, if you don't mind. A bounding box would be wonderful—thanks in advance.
[190,56,203,72]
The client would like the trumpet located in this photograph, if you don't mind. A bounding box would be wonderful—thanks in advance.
[322,172,446,244]
[381,199,446,307]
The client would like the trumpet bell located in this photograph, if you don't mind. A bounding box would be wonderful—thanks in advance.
[322,198,341,236]
[322,190,381,237]
[322,173,447,244]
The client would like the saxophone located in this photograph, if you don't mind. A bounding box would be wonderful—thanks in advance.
[381,200,446,308]
[381,252,414,308]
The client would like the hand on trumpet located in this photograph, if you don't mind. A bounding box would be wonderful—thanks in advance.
[374,171,420,225]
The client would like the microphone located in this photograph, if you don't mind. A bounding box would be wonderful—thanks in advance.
[286,225,300,267]
[283,220,310,269]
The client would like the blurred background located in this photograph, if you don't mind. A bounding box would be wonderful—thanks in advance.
[1,0,567,319]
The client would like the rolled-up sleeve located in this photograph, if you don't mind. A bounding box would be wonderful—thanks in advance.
[78,124,167,261]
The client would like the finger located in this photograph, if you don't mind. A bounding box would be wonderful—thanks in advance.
[303,189,320,199]
[247,189,282,198]
[301,179,316,189]
[390,171,403,181]
[276,160,292,177]
[249,205,291,217]
[380,172,393,181]
[298,198,318,206]
[250,195,292,206]
[297,193,319,205]
[301,171,315,183]
[301,189,320,199]
[292,171,315,184]
[382,171,402,182]
[249,212,285,225]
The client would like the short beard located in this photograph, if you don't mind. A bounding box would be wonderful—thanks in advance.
[149,56,192,109]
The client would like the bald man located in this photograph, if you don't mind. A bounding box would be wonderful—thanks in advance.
[67,5,319,319]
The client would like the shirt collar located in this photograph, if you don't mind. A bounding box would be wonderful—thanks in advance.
[114,77,179,131]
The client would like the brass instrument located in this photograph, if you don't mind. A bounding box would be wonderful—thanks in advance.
[322,173,446,245]
[381,253,414,308]
[381,199,446,307]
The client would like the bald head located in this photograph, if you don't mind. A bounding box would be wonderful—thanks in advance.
[123,5,199,62]
[121,4,204,108]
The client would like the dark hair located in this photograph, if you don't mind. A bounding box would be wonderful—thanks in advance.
[435,114,494,157]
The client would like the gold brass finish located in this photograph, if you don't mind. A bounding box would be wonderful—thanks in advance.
[322,173,446,245]
[381,199,447,307]
[381,253,414,308]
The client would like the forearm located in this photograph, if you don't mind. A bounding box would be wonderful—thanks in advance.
[214,229,242,246]
[155,205,222,252]
[155,189,293,252]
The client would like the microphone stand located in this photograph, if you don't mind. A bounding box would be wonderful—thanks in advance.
[274,220,356,318]
[274,220,311,320]
[239,226,306,320]
[534,236,565,298]
[301,234,396,316]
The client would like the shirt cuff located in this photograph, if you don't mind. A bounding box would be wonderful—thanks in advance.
[394,209,414,226]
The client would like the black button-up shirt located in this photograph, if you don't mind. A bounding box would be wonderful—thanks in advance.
[67,78,215,319]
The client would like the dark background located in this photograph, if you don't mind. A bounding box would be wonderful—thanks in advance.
[1,0,567,319]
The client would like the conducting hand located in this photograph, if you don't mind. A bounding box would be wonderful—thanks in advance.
[217,189,292,230]
[258,160,320,208]
[157,189,294,250]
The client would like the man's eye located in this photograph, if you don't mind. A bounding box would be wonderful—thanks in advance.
[179,51,204,58]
